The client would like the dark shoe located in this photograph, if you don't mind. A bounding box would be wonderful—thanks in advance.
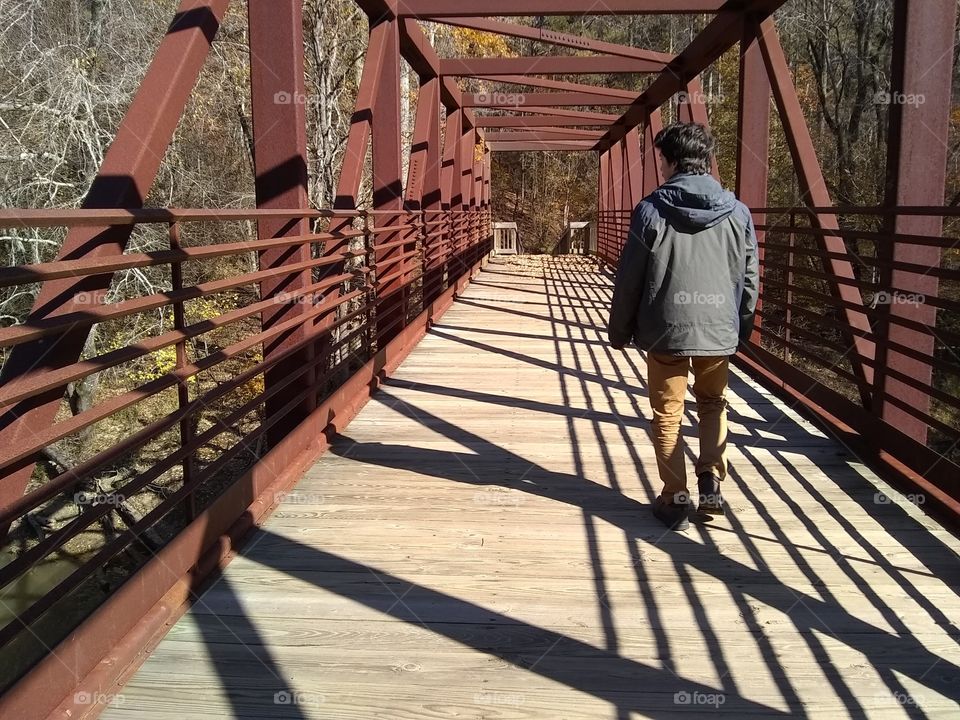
[697,472,725,515]
[653,494,691,531]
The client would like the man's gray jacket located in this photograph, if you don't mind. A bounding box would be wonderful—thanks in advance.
[607,172,759,357]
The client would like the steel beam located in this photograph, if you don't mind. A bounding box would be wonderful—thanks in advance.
[491,126,606,137]
[405,76,442,210]
[459,125,475,209]
[440,56,664,76]
[371,18,404,209]
[0,0,231,531]
[598,150,609,259]
[490,106,620,122]
[485,130,604,142]
[397,1,727,15]
[595,0,786,151]
[642,109,664,195]
[482,145,491,205]
[248,0,314,444]
[407,76,444,304]
[335,20,390,206]
[620,140,634,214]
[874,0,957,441]
[676,78,720,178]
[397,18,476,128]
[473,116,612,129]
[464,92,629,108]
[736,15,771,343]
[609,137,625,215]
[371,18,407,347]
[606,138,618,214]
[464,74,640,100]
[599,150,610,214]
[442,109,463,207]
[756,18,875,395]
[424,16,671,62]
[624,127,644,206]
[487,142,594,151]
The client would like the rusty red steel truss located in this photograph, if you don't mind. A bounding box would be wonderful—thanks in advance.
[0,1,957,718]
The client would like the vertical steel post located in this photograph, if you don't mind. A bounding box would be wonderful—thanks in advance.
[406,75,443,305]
[598,150,609,262]
[0,0,230,531]
[248,0,313,445]
[677,78,720,179]
[455,121,474,271]
[371,18,405,347]
[784,211,796,364]
[609,138,624,216]
[624,127,645,207]
[168,221,196,521]
[757,19,875,403]
[736,15,770,344]
[619,140,632,217]
[874,0,957,442]
[441,107,462,285]
[642,109,664,196]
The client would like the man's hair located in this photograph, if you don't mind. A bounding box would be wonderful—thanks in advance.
[653,122,715,175]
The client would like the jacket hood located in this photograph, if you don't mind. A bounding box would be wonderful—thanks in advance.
[649,172,738,230]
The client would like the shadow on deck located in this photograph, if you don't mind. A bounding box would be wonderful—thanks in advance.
[103,257,960,719]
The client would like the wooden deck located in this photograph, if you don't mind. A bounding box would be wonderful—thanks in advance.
[104,257,960,719]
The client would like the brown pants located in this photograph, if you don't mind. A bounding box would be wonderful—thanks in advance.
[647,353,729,502]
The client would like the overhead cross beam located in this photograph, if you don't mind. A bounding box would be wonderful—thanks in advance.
[492,106,620,122]
[460,74,640,101]
[425,16,671,63]
[473,116,613,129]
[439,56,664,75]
[397,1,728,15]
[485,130,605,141]
[397,18,474,126]
[487,141,595,151]
[464,92,628,108]
[595,0,787,151]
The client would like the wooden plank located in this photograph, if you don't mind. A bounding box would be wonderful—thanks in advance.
[104,257,960,720]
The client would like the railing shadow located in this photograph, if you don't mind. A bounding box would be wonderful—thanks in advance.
[141,257,958,719]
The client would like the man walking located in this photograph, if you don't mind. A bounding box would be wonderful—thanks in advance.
[608,122,759,531]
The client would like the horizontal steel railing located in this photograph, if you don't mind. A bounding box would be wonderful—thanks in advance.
[0,205,492,690]
[593,205,960,519]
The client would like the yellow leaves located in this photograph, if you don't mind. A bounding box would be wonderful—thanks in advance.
[186,296,230,323]
[71,50,97,74]
[452,28,513,58]
[791,63,819,109]
[130,345,187,386]
[950,106,960,131]
[474,138,486,163]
